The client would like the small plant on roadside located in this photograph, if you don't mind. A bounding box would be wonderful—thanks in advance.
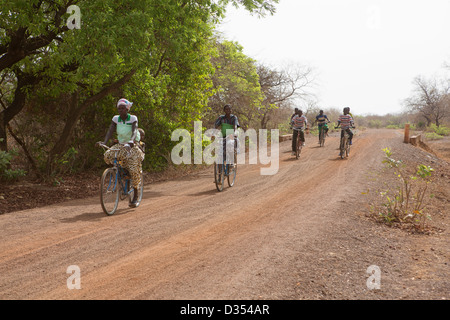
[374,148,434,232]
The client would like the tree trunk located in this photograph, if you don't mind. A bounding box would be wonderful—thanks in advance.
[0,71,41,151]
[0,111,6,151]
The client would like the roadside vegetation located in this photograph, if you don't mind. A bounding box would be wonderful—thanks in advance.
[0,0,449,185]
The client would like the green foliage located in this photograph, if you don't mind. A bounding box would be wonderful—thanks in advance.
[424,132,444,140]
[0,139,26,181]
[428,124,450,136]
[368,119,382,129]
[375,147,434,232]
[386,124,399,129]
[0,0,281,176]
[205,40,264,129]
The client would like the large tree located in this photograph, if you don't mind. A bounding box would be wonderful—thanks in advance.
[405,76,450,127]
[257,63,314,129]
[0,0,280,174]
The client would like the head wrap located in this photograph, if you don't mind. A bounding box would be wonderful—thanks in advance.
[117,98,133,111]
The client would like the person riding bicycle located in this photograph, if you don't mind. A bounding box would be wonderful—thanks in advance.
[214,104,240,163]
[313,110,330,144]
[290,109,308,155]
[336,107,355,152]
[96,98,144,207]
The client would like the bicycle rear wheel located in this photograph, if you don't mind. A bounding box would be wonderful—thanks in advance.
[100,168,119,215]
[214,163,225,192]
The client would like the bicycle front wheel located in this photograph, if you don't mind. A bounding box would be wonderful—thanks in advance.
[319,129,325,147]
[296,137,302,159]
[227,153,237,187]
[100,168,119,215]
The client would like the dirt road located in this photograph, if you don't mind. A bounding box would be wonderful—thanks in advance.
[0,129,448,300]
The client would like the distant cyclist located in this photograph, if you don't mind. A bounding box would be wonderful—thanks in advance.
[336,107,355,147]
[290,109,308,155]
[214,104,240,167]
[313,110,330,143]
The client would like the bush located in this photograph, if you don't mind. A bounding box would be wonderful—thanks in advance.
[429,124,450,136]
[0,139,27,181]
[425,132,444,140]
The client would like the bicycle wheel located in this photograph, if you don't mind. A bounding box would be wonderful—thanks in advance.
[214,162,225,192]
[296,136,302,159]
[227,153,237,187]
[100,168,119,215]
[319,128,325,147]
[340,137,346,159]
[345,140,350,158]
[129,171,144,207]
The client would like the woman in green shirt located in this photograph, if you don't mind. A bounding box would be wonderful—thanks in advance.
[98,98,144,207]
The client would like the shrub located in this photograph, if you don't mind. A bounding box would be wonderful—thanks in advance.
[429,124,450,136]
[425,132,444,140]
[372,148,434,232]
[0,139,27,181]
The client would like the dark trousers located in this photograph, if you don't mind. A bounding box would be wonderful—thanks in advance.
[340,128,353,141]
[318,124,328,139]
[292,129,305,151]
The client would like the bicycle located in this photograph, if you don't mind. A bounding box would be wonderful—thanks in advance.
[293,128,304,160]
[98,143,144,215]
[336,127,354,159]
[318,125,327,147]
[214,141,237,192]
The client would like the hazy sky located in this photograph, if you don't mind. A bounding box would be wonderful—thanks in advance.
[217,0,450,116]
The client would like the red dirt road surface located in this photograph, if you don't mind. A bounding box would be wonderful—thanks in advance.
[0,129,448,300]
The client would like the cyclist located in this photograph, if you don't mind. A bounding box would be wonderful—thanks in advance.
[290,109,308,155]
[313,110,330,144]
[214,104,240,174]
[96,98,144,207]
[336,107,355,154]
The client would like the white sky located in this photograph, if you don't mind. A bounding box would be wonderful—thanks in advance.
[217,0,450,116]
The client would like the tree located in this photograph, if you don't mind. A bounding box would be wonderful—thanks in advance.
[257,63,314,129]
[205,39,265,129]
[0,0,280,175]
[404,75,450,127]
